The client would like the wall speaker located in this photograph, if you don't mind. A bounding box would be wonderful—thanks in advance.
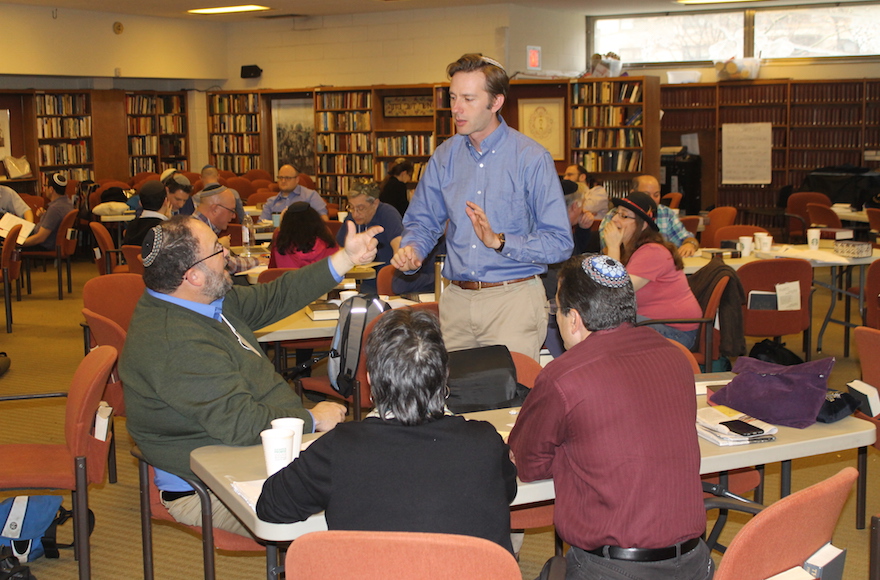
[241,65,263,79]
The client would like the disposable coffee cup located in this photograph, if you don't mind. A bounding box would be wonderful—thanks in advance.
[339,290,358,302]
[260,428,294,476]
[272,213,282,228]
[738,236,753,257]
[807,228,821,251]
[759,235,773,251]
[271,418,305,460]
[337,211,349,222]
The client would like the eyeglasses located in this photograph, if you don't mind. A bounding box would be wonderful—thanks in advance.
[276,175,298,181]
[216,204,236,215]
[185,243,224,272]
[614,209,636,221]
[347,200,374,214]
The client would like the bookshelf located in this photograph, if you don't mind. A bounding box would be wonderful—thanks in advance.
[373,85,434,183]
[569,76,660,196]
[314,88,374,196]
[207,91,262,174]
[126,91,189,176]
[33,91,93,190]
[433,86,454,149]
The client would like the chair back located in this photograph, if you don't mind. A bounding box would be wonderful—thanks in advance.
[218,170,236,180]
[2,224,22,282]
[250,179,271,191]
[19,194,45,218]
[787,192,831,237]
[181,171,200,185]
[297,173,317,190]
[855,326,880,387]
[510,351,542,388]
[376,264,395,296]
[863,260,880,329]
[65,345,117,485]
[701,206,737,248]
[714,467,857,580]
[135,177,160,193]
[866,208,880,233]
[807,203,843,229]
[242,169,272,182]
[661,192,682,209]
[89,221,123,275]
[285,530,522,580]
[695,275,729,364]
[82,308,127,415]
[714,225,768,246]
[669,337,701,373]
[326,202,339,220]
[129,172,159,186]
[121,245,145,275]
[226,177,254,200]
[257,268,298,284]
[737,258,812,338]
[55,209,80,258]
[82,273,146,331]
[326,220,343,237]
[248,190,274,205]
[680,216,700,235]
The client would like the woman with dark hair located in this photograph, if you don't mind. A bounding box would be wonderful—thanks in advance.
[256,309,517,553]
[379,159,413,217]
[268,201,338,268]
[603,192,701,348]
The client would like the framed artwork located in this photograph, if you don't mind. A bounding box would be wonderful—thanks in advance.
[272,98,315,176]
[0,110,10,161]
[518,98,564,160]
[383,96,434,118]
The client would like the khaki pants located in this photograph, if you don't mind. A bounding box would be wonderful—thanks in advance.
[440,277,548,361]
[162,490,251,538]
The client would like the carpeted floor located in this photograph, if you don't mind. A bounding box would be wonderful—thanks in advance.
[0,257,877,579]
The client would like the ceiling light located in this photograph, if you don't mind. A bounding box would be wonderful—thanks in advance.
[676,0,771,4]
[188,5,271,14]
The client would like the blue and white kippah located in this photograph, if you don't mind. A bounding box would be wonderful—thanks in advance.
[582,255,629,288]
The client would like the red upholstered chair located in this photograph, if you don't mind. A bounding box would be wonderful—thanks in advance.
[680,215,700,236]
[257,268,297,284]
[668,338,701,373]
[326,202,339,220]
[661,192,682,209]
[129,172,159,186]
[714,225,768,247]
[285,531,522,580]
[867,208,880,240]
[0,346,117,580]
[181,171,201,185]
[250,178,272,191]
[248,190,274,206]
[326,220,343,237]
[82,272,145,353]
[853,326,880,452]
[376,264,395,296]
[242,168,273,182]
[21,209,79,300]
[218,170,237,180]
[122,245,145,275]
[226,176,255,201]
[787,192,830,241]
[737,258,813,361]
[807,202,843,229]
[1,224,23,333]
[89,221,128,276]
[700,206,737,248]
[712,467,857,580]
[297,173,317,190]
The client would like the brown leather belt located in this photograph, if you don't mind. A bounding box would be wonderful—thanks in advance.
[450,276,535,290]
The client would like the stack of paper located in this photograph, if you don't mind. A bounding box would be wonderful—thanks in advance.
[696,406,777,446]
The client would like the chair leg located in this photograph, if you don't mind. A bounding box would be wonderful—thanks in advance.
[871,515,880,580]
[15,276,21,301]
[3,273,12,333]
[137,458,155,580]
[107,420,117,484]
[66,255,73,294]
[24,257,31,295]
[74,456,91,580]
[353,381,362,422]
[554,530,564,556]
[190,480,217,580]
[266,543,281,580]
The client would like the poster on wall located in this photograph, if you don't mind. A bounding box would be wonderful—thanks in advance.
[518,98,564,160]
[721,123,772,185]
[0,110,10,162]
[272,98,315,177]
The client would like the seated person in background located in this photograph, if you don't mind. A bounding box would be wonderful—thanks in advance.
[257,308,517,552]
[187,164,244,222]
[193,184,262,275]
[379,158,413,218]
[122,181,171,246]
[121,215,381,535]
[599,175,699,258]
[564,165,608,254]
[268,202,338,268]
[260,164,327,222]
[510,254,712,580]
[21,173,73,250]
[0,185,34,222]
[127,170,192,216]
[603,192,701,349]
[337,180,403,294]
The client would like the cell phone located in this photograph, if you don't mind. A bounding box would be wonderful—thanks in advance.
[720,419,764,437]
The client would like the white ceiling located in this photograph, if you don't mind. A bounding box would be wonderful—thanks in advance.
[0,0,834,21]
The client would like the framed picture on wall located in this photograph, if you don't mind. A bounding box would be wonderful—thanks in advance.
[383,96,434,118]
[272,98,316,177]
[518,98,564,160]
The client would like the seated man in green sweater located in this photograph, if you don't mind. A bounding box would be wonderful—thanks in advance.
[120,215,382,535]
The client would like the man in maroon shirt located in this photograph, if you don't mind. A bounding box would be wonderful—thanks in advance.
[509,254,713,580]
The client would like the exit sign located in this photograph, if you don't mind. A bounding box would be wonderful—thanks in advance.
[527,46,541,71]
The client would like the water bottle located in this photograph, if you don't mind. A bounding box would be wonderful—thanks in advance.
[242,213,255,256]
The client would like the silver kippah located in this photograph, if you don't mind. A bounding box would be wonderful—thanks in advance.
[582,255,629,288]
[142,225,164,267]
[480,55,506,72]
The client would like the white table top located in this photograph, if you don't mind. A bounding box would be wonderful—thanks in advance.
[830,206,869,223]
[254,309,337,343]
[190,400,875,542]
[683,245,880,274]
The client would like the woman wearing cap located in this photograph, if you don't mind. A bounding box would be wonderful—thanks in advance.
[269,202,338,269]
[603,192,701,348]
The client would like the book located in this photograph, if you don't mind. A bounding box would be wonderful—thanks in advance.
[694,372,735,396]
[766,567,815,579]
[803,543,845,580]
[700,248,742,260]
[748,290,778,311]
[819,228,854,240]
[305,301,340,321]
[0,213,36,245]
[846,379,880,416]
[93,401,112,442]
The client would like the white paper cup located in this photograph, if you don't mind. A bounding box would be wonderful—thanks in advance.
[270,417,305,460]
[339,290,358,302]
[738,236,753,257]
[759,235,773,251]
[337,211,349,222]
[260,428,294,476]
[807,228,821,250]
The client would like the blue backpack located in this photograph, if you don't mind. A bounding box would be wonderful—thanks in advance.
[0,496,64,562]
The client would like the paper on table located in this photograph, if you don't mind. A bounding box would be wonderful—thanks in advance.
[697,406,777,436]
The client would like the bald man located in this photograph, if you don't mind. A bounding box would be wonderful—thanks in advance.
[260,164,327,222]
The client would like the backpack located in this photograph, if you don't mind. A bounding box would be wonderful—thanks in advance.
[445,345,529,414]
[0,496,62,563]
[327,294,390,398]
[748,338,804,366]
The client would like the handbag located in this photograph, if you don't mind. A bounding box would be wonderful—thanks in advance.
[817,390,861,423]
[446,345,529,414]
[709,356,835,428]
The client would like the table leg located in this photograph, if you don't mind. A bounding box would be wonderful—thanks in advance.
[780,459,792,497]
[266,543,281,580]
[754,464,765,504]
[845,266,853,357]
[816,266,839,353]
[859,445,868,530]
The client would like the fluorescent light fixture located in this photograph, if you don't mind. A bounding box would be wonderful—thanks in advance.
[676,0,770,4]
[188,5,271,14]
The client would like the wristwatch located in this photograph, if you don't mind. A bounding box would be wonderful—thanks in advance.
[495,233,506,253]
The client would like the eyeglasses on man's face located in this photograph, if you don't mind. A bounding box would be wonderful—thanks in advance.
[347,200,375,214]
[276,175,298,181]
[216,204,236,215]
[185,242,225,272]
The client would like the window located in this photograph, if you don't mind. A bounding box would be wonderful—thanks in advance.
[755,5,880,58]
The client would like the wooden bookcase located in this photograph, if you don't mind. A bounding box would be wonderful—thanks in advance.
[372,85,434,183]
[34,91,94,190]
[314,88,374,196]
[569,76,661,197]
[433,86,453,150]
[126,91,189,176]
[207,91,262,174]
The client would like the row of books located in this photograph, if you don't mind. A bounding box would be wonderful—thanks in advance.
[718,83,788,105]
[376,161,426,182]
[316,132,372,154]
[375,134,434,157]
[719,107,787,125]
[576,150,642,173]
[661,87,716,109]
[789,150,862,169]
[213,153,261,174]
[129,157,158,175]
[790,106,862,126]
[126,94,185,115]
[210,114,261,134]
[790,128,861,148]
[316,111,372,132]
[39,168,93,190]
[571,128,643,150]
[35,93,89,116]
[211,134,260,154]
[38,141,91,166]
[128,115,187,135]
[317,175,369,197]
[37,116,91,139]
[210,94,260,114]
[570,106,642,128]
[791,82,863,103]
[434,114,454,137]
[661,110,715,131]
[317,91,371,110]
[571,81,642,105]
[317,153,374,175]
[158,115,186,135]
[159,137,186,157]
[129,135,159,156]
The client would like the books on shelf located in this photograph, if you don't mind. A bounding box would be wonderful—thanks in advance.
[847,379,880,416]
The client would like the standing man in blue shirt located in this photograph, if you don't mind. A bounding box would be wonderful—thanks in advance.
[260,164,328,222]
[391,53,573,360]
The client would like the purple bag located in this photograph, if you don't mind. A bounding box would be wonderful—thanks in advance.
[709,356,835,428]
